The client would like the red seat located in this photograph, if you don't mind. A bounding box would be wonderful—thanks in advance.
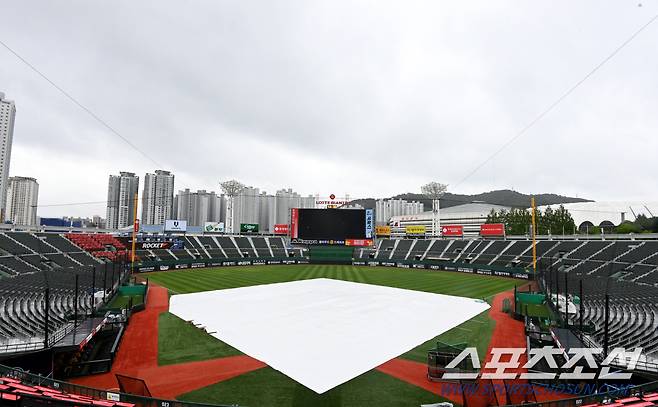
[14,389,42,397]
[92,400,117,406]
[8,383,38,392]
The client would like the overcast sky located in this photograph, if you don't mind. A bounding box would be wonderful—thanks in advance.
[1,1,657,218]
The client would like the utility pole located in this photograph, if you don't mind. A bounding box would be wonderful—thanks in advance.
[530,196,537,275]
[131,192,139,274]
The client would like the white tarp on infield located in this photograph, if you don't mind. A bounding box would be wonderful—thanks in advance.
[169,278,489,393]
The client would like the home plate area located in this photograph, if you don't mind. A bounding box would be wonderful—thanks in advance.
[169,278,490,394]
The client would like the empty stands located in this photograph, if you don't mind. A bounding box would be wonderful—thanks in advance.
[0,374,136,407]
[216,237,241,258]
[269,237,288,258]
[234,237,257,258]
[424,239,450,259]
[65,234,128,263]
[251,237,273,258]
[390,239,413,259]
[375,239,396,259]
[442,240,469,260]
[0,235,31,256]
[0,268,106,344]
[370,236,658,363]
[472,240,510,264]
[407,239,430,260]
[0,232,128,348]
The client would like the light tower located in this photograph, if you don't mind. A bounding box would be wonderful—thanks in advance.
[220,180,245,234]
[421,182,448,237]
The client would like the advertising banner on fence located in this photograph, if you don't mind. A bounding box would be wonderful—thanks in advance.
[375,225,391,236]
[164,220,187,232]
[480,223,505,236]
[240,223,259,233]
[136,241,172,250]
[291,208,299,238]
[441,225,463,237]
[365,209,374,238]
[273,224,289,235]
[204,222,225,233]
[405,225,426,236]
[345,239,374,247]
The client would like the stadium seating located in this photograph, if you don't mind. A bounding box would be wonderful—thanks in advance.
[456,240,489,263]
[216,237,242,258]
[407,239,430,260]
[251,237,273,258]
[424,239,450,259]
[0,235,31,256]
[0,375,136,407]
[0,268,106,344]
[471,240,510,264]
[268,237,288,258]
[490,240,531,266]
[375,239,396,259]
[233,237,257,258]
[373,236,658,361]
[0,232,127,348]
[390,239,413,260]
[181,236,209,259]
[65,234,128,263]
[435,239,467,261]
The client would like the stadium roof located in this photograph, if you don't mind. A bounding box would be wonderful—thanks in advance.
[538,201,658,227]
[390,202,511,222]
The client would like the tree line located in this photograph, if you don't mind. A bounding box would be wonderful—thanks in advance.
[612,215,658,234]
[486,206,658,235]
[485,205,576,235]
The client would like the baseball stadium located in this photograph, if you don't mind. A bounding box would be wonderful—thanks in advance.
[1,208,658,407]
[3,2,658,407]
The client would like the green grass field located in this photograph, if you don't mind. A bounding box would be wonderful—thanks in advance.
[146,265,520,407]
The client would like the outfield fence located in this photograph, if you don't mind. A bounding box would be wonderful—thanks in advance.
[131,254,534,281]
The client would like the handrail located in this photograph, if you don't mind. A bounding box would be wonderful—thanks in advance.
[505,380,658,407]
[0,363,238,407]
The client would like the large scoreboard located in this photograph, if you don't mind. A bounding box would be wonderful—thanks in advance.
[290,208,374,246]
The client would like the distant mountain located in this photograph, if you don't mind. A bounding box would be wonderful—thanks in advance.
[350,189,591,210]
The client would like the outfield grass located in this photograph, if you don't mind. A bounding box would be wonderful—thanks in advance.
[158,313,242,366]
[147,265,519,407]
[145,264,518,300]
[401,308,495,363]
[178,368,443,407]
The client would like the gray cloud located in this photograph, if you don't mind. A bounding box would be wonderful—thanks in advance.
[1,0,657,217]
